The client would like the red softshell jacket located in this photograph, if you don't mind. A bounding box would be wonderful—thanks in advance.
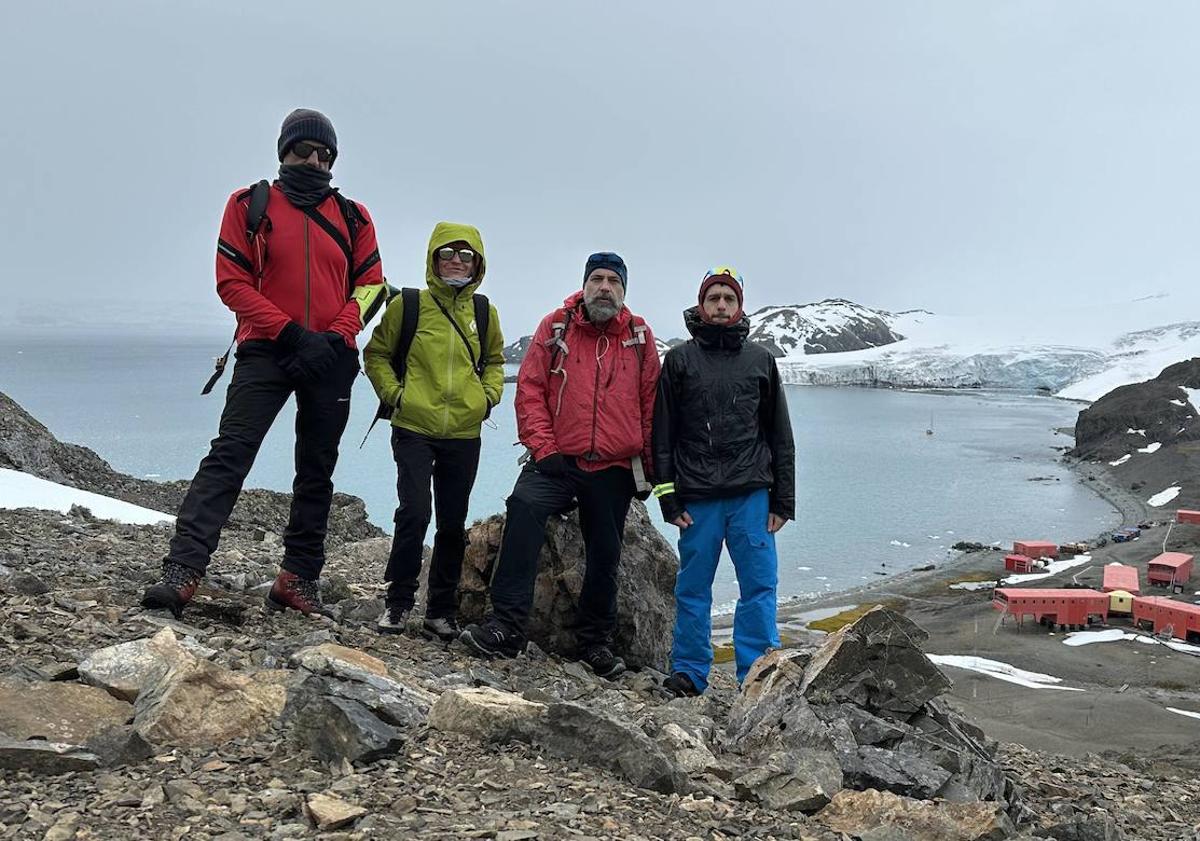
[516,290,661,474]
[215,183,384,347]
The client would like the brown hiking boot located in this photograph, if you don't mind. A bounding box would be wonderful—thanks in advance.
[141,560,202,618]
[265,570,333,618]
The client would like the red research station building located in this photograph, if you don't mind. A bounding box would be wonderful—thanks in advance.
[1101,563,1141,596]
[1013,541,1058,559]
[1132,596,1200,643]
[993,588,1109,629]
[1147,553,1193,590]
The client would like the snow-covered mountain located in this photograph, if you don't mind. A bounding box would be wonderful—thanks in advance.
[746,299,907,356]
[777,294,1200,401]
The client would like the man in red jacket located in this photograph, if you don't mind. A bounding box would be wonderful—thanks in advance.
[460,253,660,677]
[141,108,386,618]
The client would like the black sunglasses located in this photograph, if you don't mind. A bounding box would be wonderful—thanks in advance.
[291,141,334,162]
[436,247,476,263]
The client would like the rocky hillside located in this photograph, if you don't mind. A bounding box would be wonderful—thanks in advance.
[0,394,1193,839]
[745,299,906,357]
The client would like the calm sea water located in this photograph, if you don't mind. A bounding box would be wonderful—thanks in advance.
[0,335,1118,611]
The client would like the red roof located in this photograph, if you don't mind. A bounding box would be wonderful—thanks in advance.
[1148,552,1193,570]
[995,588,1107,601]
[1102,564,1140,594]
[1134,596,1200,618]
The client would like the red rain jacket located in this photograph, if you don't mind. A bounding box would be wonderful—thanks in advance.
[516,290,661,475]
[214,183,384,348]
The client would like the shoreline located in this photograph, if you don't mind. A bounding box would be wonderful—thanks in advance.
[714,456,1148,634]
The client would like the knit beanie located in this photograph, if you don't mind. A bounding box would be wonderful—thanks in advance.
[583,252,628,289]
[698,266,745,322]
[277,108,338,163]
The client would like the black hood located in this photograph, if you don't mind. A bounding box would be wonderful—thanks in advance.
[683,306,750,351]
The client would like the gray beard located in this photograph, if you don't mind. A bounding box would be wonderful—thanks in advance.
[585,298,620,323]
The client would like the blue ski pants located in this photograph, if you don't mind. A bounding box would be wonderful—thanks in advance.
[670,488,780,693]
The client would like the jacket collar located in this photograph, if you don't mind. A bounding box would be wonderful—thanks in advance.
[684,306,749,350]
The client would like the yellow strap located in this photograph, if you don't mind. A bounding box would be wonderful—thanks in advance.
[652,482,675,498]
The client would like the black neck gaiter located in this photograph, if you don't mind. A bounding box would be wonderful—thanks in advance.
[276,164,334,207]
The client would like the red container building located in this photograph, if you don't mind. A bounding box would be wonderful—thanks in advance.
[993,588,1109,630]
[1132,596,1200,643]
[1101,563,1141,596]
[1013,541,1059,559]
[1004,554,1038,573]
[1147,553,1194,589]
[1176,510,1200,525]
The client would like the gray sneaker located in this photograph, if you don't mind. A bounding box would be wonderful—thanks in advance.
[376,604,410,635]
[421,615,459,642]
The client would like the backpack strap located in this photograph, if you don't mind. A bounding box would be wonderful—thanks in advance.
[472,294,491,379]
[391,287,422,383]
[623,317,648,367]
[544,308,572,373]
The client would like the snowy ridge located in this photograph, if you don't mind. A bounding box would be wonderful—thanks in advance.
[746,298,905,356]
[775,294,1200,401]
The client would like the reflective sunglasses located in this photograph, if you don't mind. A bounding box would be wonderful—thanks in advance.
[291,141,334,162]
[436,247,476,263]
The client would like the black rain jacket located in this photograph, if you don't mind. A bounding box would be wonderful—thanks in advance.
[652,307,795,518]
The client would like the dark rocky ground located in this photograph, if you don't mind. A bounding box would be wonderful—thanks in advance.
[3,385,1200,840]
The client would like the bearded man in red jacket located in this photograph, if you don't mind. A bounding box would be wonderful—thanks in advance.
[460,253,660,677]
[141,108,386,619]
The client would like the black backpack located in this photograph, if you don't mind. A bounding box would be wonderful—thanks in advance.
[358,287,491,445]
[202,180,380,394]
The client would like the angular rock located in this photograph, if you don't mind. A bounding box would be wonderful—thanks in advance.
[818,788,1015,841]
[290,643,388,679]
[459,503,677,669]
[845,745,953,799]
[655,723,720,776]
[84,725,156,767]
[537,702,690,794]
[134,659,288,747]
[78,627,210,702]
[294,696,404,764]
[0,678,132,743]
[428,686,548,743]
[305,792,366,831]
[733,749,843,812]
[0,738,100,774]
[726,677,834,759]
[1035,816,1125,841]
[801,607,951,717]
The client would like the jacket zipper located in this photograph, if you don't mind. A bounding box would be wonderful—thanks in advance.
[303,217,311,328]
[443,292,455,435]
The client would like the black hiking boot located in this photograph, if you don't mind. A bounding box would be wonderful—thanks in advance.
[265,570,333,618]
[663,671,701,698]
[141,560,202,618]
[459,617,524,658]
[579,644,626,679]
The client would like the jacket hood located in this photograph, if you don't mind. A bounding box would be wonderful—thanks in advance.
[426,222,486,297]
[563,289,632,333]
[684,306,749,350]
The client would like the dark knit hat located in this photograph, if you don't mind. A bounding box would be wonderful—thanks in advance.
[277,108,338,163]
[583,252,628,289]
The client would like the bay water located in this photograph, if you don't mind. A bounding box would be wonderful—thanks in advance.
[0,335,1119,611]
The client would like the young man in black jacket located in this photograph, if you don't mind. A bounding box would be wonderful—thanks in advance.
[651,267,795,697]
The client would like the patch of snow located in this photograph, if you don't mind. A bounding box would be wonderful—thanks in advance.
[1184,387,1200,409]
[1147,486,1182,507]
[1137,442,1162,454]
[1001,554,1092,585]
[949,581,996,591]
[1109,455,1131,466]
[1128,428,1147,436]
[1167,708,1200,721]
[928,655,1084,691]
[1063,629,1134,646]
[1171,399,1187,407]
[0,468,173,525]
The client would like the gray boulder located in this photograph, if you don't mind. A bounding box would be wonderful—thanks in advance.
[293,695,405,765]
[460,501,677,669]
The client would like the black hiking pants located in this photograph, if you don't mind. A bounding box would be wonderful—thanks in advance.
[488,460,634,646]
[168,339,359,580]
[385,427,482,618]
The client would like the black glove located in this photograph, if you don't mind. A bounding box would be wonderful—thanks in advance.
[277,322,338,381]
[323,331,348,352]
[535,453,569,477]
[657,492,686,523]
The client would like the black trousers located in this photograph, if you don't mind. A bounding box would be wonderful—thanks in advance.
[168,339,359,580]
[385,427,482,618]
[489,460,634,646]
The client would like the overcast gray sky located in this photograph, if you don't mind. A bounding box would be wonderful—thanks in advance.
[3,1,1198,340]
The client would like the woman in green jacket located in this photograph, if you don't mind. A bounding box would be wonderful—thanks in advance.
[364,222,505,639]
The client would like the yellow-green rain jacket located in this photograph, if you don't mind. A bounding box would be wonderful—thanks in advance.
[364,222,505,439]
